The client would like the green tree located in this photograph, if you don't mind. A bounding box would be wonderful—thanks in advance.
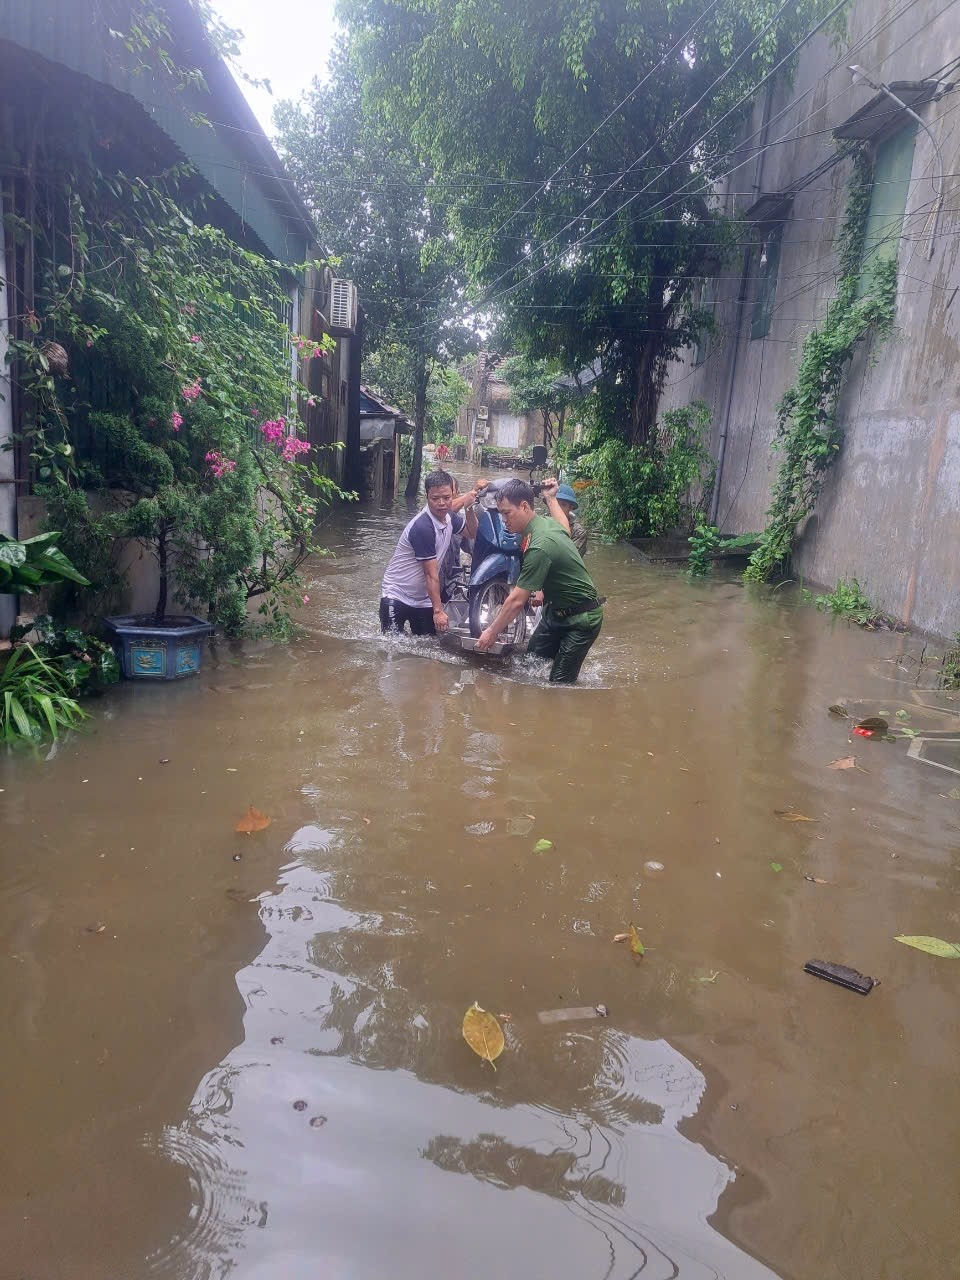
[337,0,840,449]
[362,346,470,447]
[499,354,581,448]
[274,46,474,497]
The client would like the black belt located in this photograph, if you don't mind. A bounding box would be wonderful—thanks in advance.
[550,596,605,620]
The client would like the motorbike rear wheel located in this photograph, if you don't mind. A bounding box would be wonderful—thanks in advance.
[468,575,526,644]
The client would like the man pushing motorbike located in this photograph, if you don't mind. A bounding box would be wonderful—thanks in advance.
[380,470,485,635]
[475,477,603,683]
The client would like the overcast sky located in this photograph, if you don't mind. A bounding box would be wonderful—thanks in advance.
[217,0,339,133]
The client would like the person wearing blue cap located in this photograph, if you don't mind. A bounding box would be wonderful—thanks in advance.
[547,483,588,556]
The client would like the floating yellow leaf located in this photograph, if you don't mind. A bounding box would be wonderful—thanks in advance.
[462,1002,504,1069]
[775,810,816,822]
[628,924,644,958]
[827,756,857,770]
[234,805,272,834]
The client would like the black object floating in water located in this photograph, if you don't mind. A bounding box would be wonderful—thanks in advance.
[804,958,876,995]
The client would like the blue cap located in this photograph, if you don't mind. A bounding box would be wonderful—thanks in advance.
[556,483,579,508]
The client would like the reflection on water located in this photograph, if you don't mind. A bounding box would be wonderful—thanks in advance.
[2,470,960,1279]
[152,840,774,1280]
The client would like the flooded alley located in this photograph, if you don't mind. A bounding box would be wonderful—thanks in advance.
[2,476,959,1280]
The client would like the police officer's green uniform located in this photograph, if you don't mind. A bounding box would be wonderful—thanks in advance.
[516,514,603,683]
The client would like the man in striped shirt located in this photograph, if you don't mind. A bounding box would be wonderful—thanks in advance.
[380,470,484,635]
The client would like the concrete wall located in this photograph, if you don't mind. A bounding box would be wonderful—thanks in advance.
[661,0,960,639]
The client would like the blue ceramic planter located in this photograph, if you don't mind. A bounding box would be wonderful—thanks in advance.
[103,614,214,681]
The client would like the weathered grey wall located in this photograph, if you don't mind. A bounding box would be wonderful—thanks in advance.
[661,0,960,638]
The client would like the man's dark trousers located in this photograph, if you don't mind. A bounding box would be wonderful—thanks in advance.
[527,605,603,683]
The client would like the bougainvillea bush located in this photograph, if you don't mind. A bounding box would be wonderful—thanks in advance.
[16,162,345,636]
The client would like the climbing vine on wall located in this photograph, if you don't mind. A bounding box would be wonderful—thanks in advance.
[744,148,898,582]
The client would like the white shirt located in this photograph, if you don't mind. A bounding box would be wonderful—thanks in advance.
[381,506,466,608]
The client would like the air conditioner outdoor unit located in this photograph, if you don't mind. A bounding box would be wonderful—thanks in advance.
[327,277,358,333]
[477,405,488,419]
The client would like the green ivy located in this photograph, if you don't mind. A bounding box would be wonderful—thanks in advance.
[744,149,898,582]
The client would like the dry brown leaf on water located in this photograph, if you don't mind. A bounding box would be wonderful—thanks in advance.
[234,806,272,834]
[803,875,832,885]
[775,810,816,822]
[827,756,857,770]
[462,1002,505,1069]
[361,817,371,825]
[613,932,631,944]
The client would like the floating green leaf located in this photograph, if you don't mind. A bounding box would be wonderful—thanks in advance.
[770,861,783,873]
[628,924,644,957]
[895,709,909,720]
[947,788,960,801]
[828,704,849,718]
[533,838,553,853]
[894,935,960,959]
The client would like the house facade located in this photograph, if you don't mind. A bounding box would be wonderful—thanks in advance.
[0,0,361,630]
[458,353,542,461]
[660,0,960,639]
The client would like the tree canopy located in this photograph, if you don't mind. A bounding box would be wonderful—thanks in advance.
[336,0,842,447]
[274,45,475,494]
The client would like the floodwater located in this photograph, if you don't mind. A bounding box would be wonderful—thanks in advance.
[2,467,960,1280]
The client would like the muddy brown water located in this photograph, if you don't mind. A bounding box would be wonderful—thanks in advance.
[2,470,960,1279]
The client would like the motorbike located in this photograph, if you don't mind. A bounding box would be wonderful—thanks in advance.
[445,447,547,649]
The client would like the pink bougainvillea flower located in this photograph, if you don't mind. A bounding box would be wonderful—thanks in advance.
[181,379,202,402]
[86,339,94,348]
[189,334,201,344]
[170,410,184,431]
[306,397,316,408]
[260,418,285,443]
[302,594,310,604]
[282,436,311,463]
[204,449,236,478]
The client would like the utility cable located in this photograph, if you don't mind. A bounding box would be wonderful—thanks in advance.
[447,0,958,336]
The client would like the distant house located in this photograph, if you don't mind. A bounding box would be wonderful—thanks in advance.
[457,352,597,462]
[359,386,412,501]
[457,353,542,461]
[0,0,362,628]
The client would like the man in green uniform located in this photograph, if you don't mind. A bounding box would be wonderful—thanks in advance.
[475,477,603,683]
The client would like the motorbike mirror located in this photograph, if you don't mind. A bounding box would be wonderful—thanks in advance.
[531,445,548,468]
